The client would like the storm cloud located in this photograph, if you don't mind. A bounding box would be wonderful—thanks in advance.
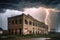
[0,0,60,13]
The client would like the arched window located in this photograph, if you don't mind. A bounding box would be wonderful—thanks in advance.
[25,19,28,24]
[29,21,32,25]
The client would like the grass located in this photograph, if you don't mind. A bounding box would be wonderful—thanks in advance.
[0,33,59,40]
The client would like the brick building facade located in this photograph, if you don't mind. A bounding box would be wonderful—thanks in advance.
[8,14,48,35]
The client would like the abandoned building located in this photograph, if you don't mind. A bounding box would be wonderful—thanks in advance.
[8,14,48,35]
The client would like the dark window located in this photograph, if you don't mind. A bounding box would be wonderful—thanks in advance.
[29,21,32,25]
[19,19,22,24]
[9,29,10,35]
[38,23,40,27]
[36,23,37,26]
[38,23,39,27]
[33,22,35,26]
[8,21,10,24]
[29,31,32,34]
[35,22,36,26]
[25,20,28,24]
[15,29,17,35]
[12,29,13,34]
[15,20,17,24]
[12,20,14,24]
[19,28,22,34]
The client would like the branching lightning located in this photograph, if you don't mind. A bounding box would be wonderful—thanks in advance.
[44,8,60,31]
[44,8,60,25]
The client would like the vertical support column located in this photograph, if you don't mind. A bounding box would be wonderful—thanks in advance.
[22,14,25,35]
[13,29,15,35]
[17,29,19,34]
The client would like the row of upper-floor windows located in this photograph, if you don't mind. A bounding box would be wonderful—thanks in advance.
[25,19,48,29]
[25,19,41,27]
[8,19,48,29]
[8,19,38,26]
[8,19,22,24]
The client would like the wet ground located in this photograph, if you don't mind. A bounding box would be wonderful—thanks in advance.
[0,35,51,40]
[17,38,50,40]
[5,38,50,40]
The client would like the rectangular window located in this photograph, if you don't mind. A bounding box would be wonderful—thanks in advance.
[29,21,32,25]
[25,19,28,24]
[12,20,14,24]
[33,22,35,26]
[19,19,22,24]
[36,23,37,26]
[8,21,10,24]
[15,20,17,24]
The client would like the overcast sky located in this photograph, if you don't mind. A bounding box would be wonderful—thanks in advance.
[0,0,60,32]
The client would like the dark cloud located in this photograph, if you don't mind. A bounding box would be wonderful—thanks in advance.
[25,0,60,5]
[0,0,60,13]
[0,0,21,13]
[0,0,60,5]
[56,12,60,31]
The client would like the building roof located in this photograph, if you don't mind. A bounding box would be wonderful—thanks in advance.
[8,13,45,24]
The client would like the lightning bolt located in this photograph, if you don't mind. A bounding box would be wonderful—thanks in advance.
[45,9,49,25]
[44,8,60,31]
[45,8,60,25]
